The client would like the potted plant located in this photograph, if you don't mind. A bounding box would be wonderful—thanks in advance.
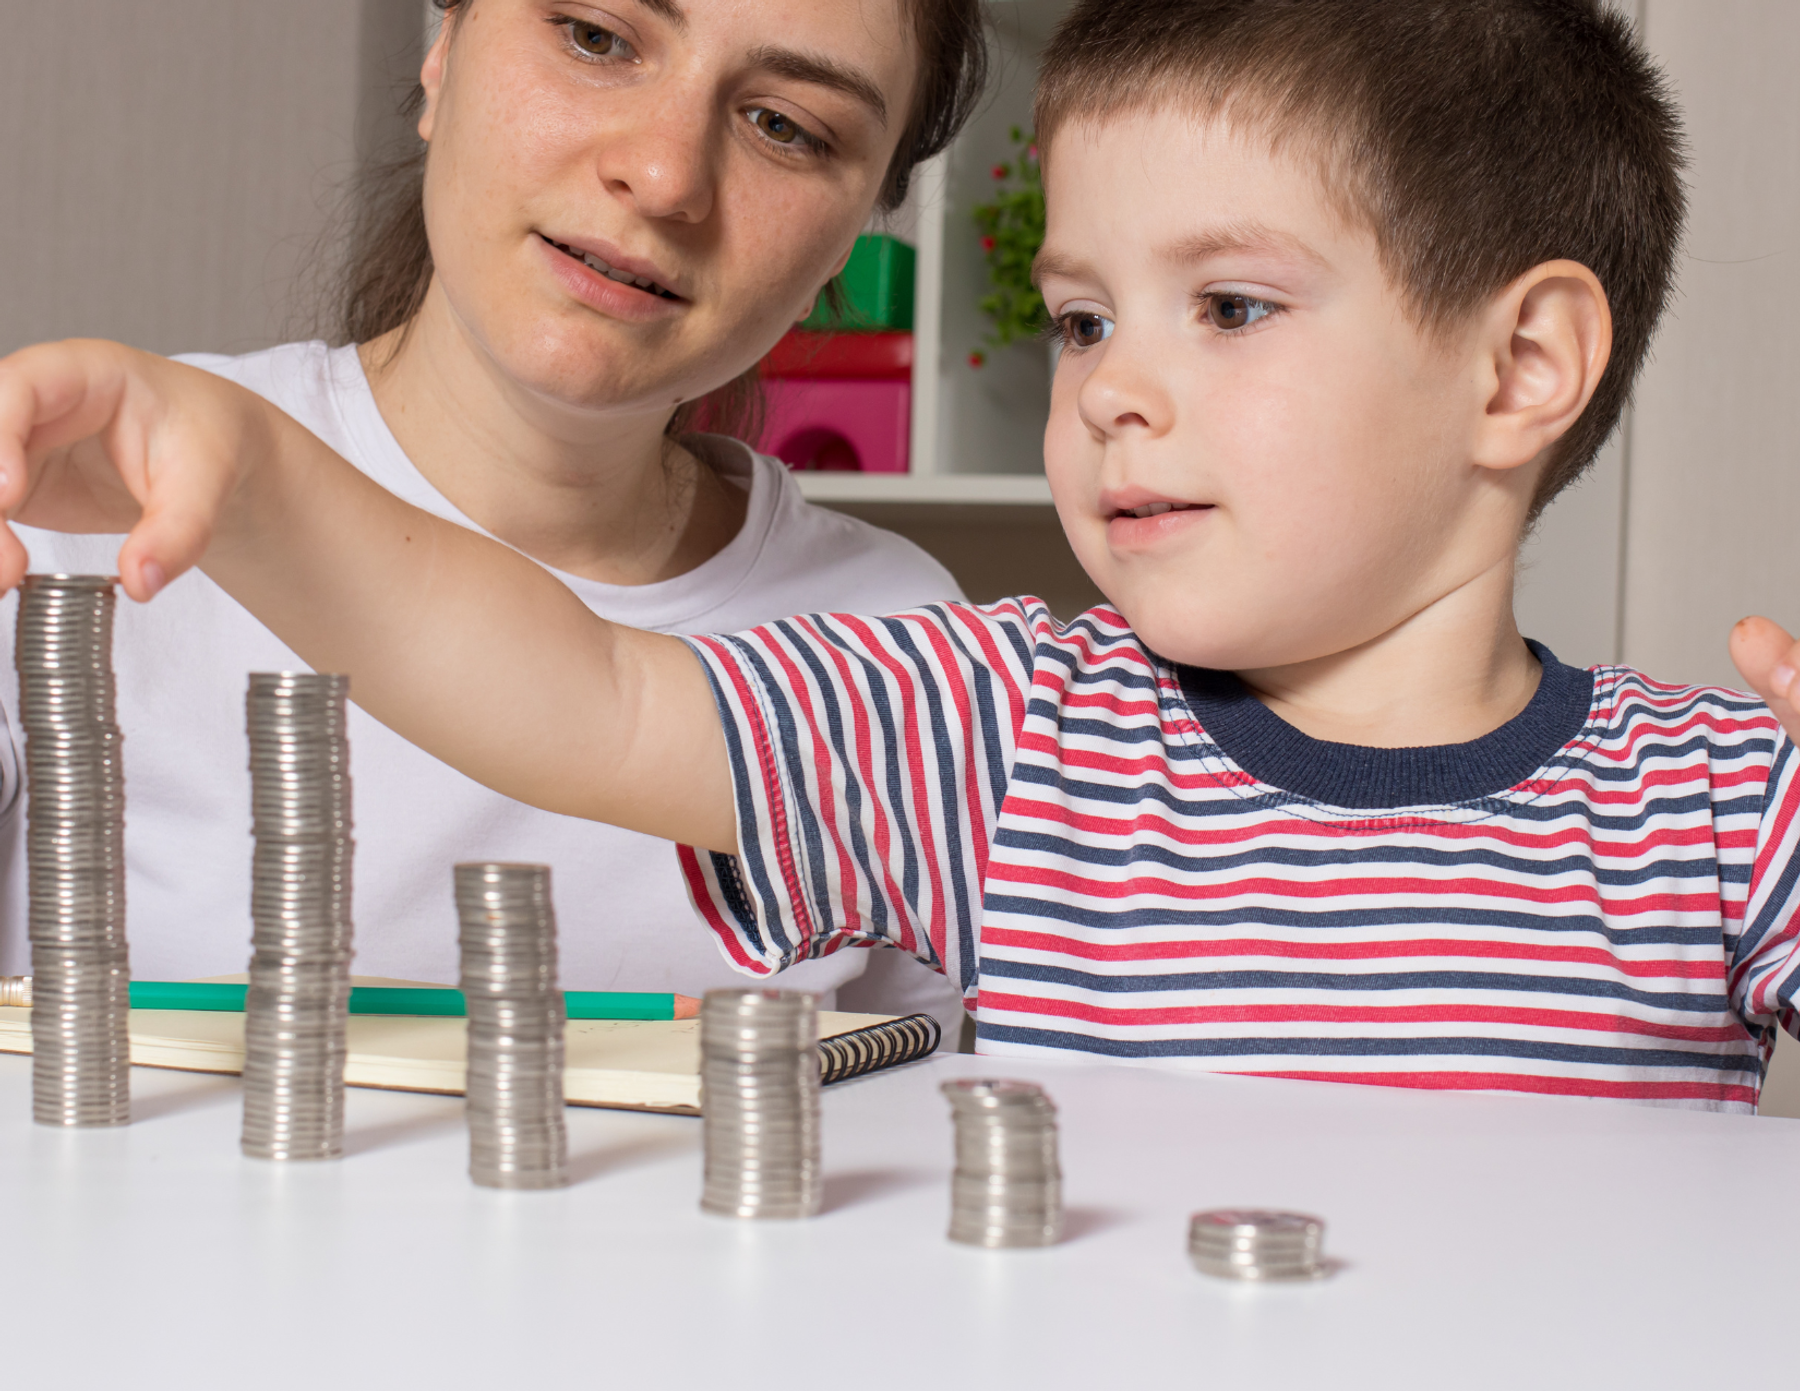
[970,126,1046,370]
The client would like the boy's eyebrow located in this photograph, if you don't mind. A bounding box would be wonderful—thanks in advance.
[1162,222,1330,271]
[1030,248,1089,289]
[1031,223,1330,291]
[745,45,889,127]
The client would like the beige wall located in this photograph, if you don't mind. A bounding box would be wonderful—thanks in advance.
[1623,1,1800,686]
[0,0,420,357]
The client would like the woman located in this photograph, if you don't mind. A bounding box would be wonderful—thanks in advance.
[0,0,984,1026]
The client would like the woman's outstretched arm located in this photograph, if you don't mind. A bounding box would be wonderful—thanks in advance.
[0,339,737,853]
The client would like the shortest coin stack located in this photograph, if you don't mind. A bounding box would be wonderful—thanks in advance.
[1188,1209,1328,1281]
[700,989,821,1219]
[455,863,568,1190]
[941,1078,1062,1248]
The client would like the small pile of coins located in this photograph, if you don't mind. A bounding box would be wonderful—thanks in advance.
[941,1078,1061,1247]
[17,574,131,1128]
[1188,1209,1328,1280]
[454,862,567,1190]
[241,672,354,1161]
[700,989,821,1219]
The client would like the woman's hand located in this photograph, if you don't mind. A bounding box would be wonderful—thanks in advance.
[0,340,266,601]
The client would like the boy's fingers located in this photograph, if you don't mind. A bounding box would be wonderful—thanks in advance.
[116,463,235,603]
[1731,616,1800,709]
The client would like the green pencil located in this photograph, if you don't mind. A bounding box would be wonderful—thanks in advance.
[112,980,691,1021]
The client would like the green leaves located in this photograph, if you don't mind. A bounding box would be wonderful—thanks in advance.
[972,126,1047,354]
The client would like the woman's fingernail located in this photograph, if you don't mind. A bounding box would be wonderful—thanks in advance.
[139,560,166,598]
[1774,664,1794,697]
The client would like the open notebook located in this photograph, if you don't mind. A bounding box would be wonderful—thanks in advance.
[0,978,941,1116]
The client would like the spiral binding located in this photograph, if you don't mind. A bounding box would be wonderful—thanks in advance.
[818,1012,941,1085]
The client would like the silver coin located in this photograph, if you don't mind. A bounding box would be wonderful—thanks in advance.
[239,673,355,1162]
[699,989,821,1219]
[455,862,569,1190]
[940,1078,1062,1248]
[17,577,131,1128]
[1188,1209,1329,1281]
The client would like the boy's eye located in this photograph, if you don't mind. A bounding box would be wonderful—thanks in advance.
[1062,311,1113,349]
[562,20,637,62]
[1203,294,1277,332]
[747,107,820,151]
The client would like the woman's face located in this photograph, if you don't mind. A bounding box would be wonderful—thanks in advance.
[418,0,917,415]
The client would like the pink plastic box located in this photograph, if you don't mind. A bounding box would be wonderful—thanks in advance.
[762,377,911,474]
[759,330,913,474]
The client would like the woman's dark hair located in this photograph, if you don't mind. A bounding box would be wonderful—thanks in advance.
[338,0,987,440]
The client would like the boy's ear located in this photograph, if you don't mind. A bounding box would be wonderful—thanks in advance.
[418,11,458,144]
[1470,260,1612,476]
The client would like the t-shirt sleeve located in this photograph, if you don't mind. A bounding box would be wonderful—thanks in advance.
[676,599,1045,998]
[1729,729,1800,1036]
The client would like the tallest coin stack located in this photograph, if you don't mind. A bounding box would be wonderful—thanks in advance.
[241,672,355,1161]
[16,574,131,1127]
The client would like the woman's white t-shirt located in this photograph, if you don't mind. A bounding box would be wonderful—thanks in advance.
[0,341,965,1023]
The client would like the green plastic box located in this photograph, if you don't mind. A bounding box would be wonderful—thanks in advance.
[802,233,916,332]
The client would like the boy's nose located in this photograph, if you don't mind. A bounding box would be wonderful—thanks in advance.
[1075,342,1174,439]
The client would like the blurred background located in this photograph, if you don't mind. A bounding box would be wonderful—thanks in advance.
[4,0,1799,1102]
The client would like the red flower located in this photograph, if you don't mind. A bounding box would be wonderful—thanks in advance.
[980,235,997,253]
[968,350,986,369]
[991,163,1008,180]
[1026,144,1038,160]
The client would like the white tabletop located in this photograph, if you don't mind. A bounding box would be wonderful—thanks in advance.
[2,1050,1795,1390]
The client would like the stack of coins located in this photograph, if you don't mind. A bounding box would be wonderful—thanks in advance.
[17,574,131,1128]
[241,672,354,1161]
[700,989,821,1219]
[1188,1209,1328,1280]
[454,862,567,1190]
[941,1078,1062,1247]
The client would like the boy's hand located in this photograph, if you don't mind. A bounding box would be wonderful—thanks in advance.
[0,340,259,601]
[0,339,738,854]
[1730,616,1800,742]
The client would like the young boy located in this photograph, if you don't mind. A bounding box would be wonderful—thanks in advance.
[2,0,1795,1110]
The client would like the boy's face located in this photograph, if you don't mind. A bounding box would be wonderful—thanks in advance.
[1038,112,1517,672]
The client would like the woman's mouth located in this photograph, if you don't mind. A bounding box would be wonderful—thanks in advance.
[539,234,682,302]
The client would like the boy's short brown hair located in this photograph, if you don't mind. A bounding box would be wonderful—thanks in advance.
[1034,0,1685,515]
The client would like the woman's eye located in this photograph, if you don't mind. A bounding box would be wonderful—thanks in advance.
[1203,293,1277,332]
[564,21,636,61]
[1061,311,1113,349]
[748,107,818,150]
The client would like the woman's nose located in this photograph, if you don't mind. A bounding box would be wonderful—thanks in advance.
[594,102,718,225]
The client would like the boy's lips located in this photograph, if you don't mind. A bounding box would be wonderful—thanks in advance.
[1102,493,1216,548]
[535,233,689,321]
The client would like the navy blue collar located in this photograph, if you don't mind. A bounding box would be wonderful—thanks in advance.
[1175,641,1595,809]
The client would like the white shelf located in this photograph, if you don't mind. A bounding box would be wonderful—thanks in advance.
[794,471,1052,505]
[801,0,1067,508]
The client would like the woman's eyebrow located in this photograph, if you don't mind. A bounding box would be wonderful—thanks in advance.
[636,0,688,28]
[746,45,889,127]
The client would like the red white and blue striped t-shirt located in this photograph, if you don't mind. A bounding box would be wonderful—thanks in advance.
[678,600,1800,1111]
